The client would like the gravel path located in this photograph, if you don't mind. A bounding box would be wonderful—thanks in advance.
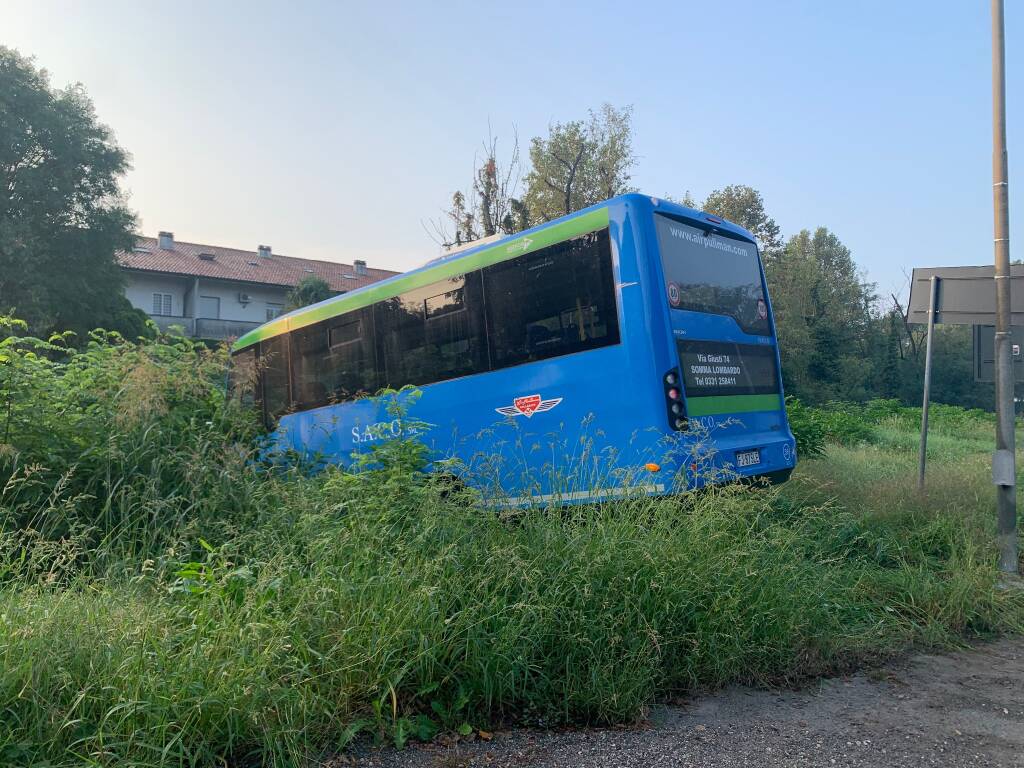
[343,635,1024,767]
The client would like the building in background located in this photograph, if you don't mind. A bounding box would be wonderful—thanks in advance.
[119,231,397,340]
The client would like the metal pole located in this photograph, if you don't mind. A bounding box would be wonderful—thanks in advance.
[918,275,938,491]
[992,0,1017,574]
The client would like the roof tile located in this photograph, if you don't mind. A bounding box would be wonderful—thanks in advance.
[119,236,398,292]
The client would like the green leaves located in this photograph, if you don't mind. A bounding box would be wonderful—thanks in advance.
[523,104,636,223]
[285,276,335,312]
[702,185,783,259]
[440,104,636,246]
[0,316,258,564]
[784,397,827,458]
[0,46,142,342]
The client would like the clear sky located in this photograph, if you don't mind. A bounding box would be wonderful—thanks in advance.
[3,1,1020,301]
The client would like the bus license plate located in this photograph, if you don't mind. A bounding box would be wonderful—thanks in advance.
[735,449,760,468]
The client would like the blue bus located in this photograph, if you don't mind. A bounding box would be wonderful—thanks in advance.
[229,194,796,504]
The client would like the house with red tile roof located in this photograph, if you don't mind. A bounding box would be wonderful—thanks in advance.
[119,232,397,340]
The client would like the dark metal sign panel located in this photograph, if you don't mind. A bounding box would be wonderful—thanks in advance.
[908,265,1024,326]
[973,324,1024,383]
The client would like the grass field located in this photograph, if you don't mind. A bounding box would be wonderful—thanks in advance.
[0,334,1021,767]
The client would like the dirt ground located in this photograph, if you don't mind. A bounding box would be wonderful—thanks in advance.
[344,635,1024,767]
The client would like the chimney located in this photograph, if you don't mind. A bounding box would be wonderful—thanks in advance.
[354,259,367,276]
[258,244,272,259]
[158,231,174,250]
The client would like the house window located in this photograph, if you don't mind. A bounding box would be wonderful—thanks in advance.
[152,293,173,316]
[199,296,221,319]
[266,303,284,321]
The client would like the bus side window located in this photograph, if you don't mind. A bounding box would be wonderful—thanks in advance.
[376,292,427,389]
[260,336,291,427]
[290,324,330,409]
[228,347,258,408]
[482,229,619,370]
[423,271,487,381]
[327,307,378,398]
[376,274,486,389]
[290,309,378,409]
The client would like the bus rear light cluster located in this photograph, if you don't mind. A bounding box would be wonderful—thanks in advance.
[663,369,687,431]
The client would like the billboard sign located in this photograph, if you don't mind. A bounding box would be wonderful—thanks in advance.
[908,265,1024,326]
[973,324,1024,383]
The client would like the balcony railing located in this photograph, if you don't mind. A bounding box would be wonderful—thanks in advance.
[149,315,192,334]
[194,318,261,341]
[148,315,260,341]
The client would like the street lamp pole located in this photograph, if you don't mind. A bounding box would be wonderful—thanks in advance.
[991,0,1017,574]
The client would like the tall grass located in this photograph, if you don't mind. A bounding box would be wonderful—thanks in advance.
[0,325,1021,767]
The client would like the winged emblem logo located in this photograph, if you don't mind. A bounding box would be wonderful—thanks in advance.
[495,393,562,419]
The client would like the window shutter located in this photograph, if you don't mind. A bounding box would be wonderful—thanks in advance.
[152,294,172,315]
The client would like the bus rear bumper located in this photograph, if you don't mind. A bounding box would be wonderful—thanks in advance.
[676,433,797,490]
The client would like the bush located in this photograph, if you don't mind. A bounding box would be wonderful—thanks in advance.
[863,398,906,422]
[786,398,874,452]
[0,318,263,572]
[816,402,874,445]
[785,397,826,457]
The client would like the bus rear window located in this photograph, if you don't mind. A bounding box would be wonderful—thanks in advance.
[654,214,769,335]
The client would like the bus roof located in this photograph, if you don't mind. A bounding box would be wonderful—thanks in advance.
[231,194,755,352]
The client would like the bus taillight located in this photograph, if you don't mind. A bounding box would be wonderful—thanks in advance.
[663,368,687,431]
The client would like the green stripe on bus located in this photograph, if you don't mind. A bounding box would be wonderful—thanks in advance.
[232,207,612,352]
[686,394,782,417]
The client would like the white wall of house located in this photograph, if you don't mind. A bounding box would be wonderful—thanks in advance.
[190,278,290,323]
[123,272,290,323]
[124,272,191,318]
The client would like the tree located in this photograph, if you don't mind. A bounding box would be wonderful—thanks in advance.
[523,104,636,222]
[434,131,527,248]
[472,137,529,238]
[701,185,784,262]
[872,309,904,399]
[0,46,142,340]
[588,103,636,201]
[762,237,817,396]
[285,276,334,311]
[436,105,634,247]
[895,325,992,410]
[773,228,876,402]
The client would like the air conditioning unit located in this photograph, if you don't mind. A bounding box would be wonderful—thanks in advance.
[238,292,251,304]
